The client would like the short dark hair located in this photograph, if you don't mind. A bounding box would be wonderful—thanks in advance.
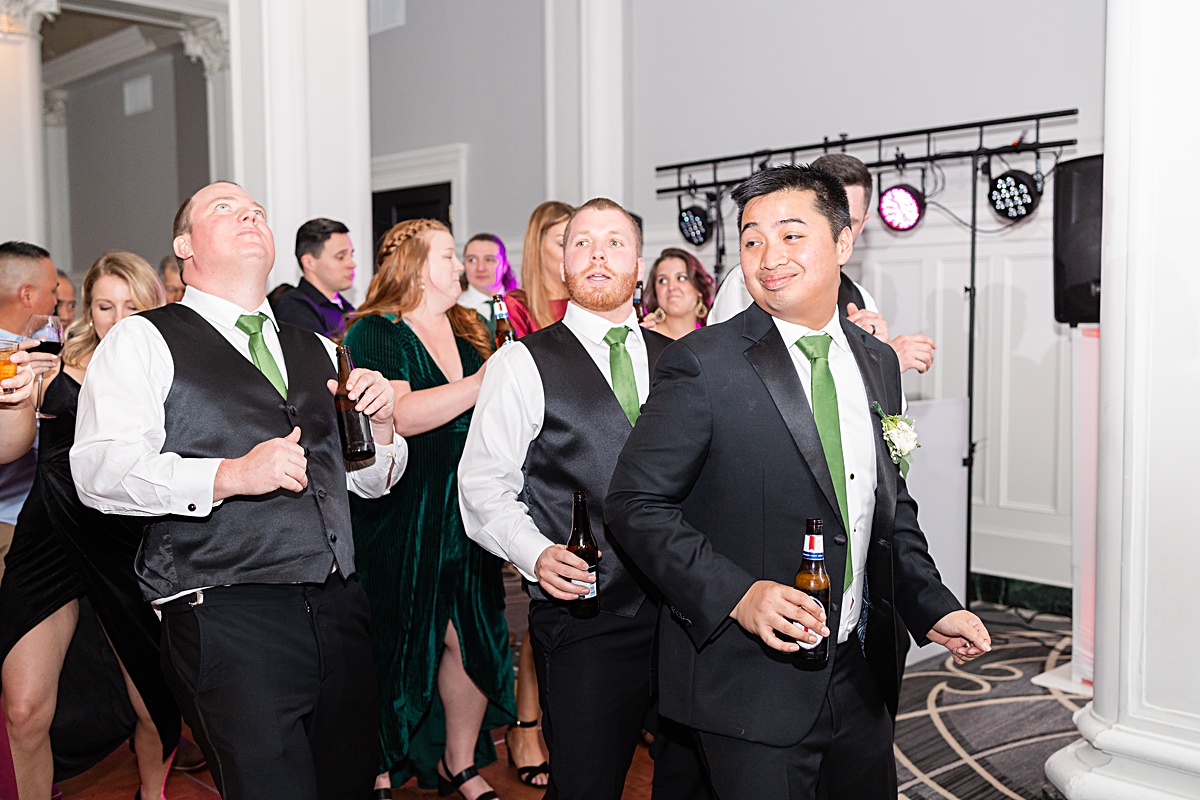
[0,241,50,260]
[465,232,518,292]
[295,218,350,268]
[731,164,851,242]
[811,153,873,208]
[563,197,643,257]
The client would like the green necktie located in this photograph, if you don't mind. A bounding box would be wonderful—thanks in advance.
[236,312,287,398]
[795,334,852,589]
[484,298,497,337]
[604,326,640,426]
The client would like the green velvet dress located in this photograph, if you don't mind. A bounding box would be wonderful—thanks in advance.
[344,314,515,788]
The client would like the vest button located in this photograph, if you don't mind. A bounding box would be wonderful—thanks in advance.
[833,534,847,546]
[316,488,327,500]
[287,405,298,416]
[831,602,840,613]
[329,534,337,543]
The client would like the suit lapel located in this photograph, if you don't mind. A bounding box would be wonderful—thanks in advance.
[742,306,844,529]
[841,318,897,523]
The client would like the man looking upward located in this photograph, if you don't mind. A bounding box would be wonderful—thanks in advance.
[72,182,406,800]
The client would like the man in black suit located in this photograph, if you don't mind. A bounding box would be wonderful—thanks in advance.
[271,217,357,337]
[605,165,991,799]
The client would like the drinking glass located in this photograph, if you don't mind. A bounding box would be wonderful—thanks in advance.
[21,315,64,418]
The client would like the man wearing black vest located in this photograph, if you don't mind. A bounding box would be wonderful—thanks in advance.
[605,166,990,799]
[71,181,406,800]
[459,198,706,800]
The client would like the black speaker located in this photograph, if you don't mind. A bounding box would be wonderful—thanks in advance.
[1053,155,1103,324]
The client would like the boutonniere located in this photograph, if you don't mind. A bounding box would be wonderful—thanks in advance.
[873,401,919,478]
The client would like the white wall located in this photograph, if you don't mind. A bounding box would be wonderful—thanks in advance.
[366,0,1108,586]
[368,0,545,245]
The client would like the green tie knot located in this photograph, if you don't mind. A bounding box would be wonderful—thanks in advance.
[795,333,832,361]
[236,312,269,336]
[604,326,631,347]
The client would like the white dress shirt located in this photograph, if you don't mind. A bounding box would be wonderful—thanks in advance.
[772,314,878,644]
[72,285,407,520]
[458,302,649,582]
[457,285,495,320]
[708,267,878,326]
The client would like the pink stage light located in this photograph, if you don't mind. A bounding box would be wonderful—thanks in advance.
[878,184,926,231]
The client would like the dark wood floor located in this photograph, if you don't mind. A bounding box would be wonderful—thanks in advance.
[56,732,656,799]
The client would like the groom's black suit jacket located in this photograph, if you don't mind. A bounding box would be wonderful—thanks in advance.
[604,302,961,747]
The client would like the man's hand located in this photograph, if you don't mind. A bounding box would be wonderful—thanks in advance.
[534,544,599,601]
[926,610,992,665]
[846,303,890,342]
[730,580,829,653]
[213,426,308,501]
[890,334,937,374]
[0,350,35,404]
[327,367,395,422]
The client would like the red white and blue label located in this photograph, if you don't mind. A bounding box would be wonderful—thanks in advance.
[794,598,826,650]
[570,565,597,600]
[803,534,824,560]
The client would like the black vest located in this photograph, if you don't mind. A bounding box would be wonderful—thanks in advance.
[135,304,354,600]
[837,272,865,316]
[520,322,670,616]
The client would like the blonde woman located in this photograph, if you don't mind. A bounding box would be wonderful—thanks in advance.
[505,201,574,338]
[0,252,178,800]
[344,220,514,800]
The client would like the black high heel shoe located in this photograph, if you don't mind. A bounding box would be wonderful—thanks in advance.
[437,758,499,800]
[504,719,549,787]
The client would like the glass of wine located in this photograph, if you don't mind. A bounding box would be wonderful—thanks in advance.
[21,314,64,419]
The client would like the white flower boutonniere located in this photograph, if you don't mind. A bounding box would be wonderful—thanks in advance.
[873,401,919,478]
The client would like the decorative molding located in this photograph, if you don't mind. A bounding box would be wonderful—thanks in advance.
[372,143,469,237]
[43,87,67,126]
[41,25,156,88]
[0,0,58,37]
[180,16,227,76]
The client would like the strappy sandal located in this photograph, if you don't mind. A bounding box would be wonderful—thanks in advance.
[437,758,499,800]
[504,719,550,787]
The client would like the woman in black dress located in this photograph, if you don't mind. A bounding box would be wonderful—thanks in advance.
[0,252,178,799]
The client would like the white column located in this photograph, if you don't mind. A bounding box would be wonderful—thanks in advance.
[43,87,72,271]
[1045,2,1200,797]
[181,17,233,182]
[0,0,58,245]
[226,0,372,299]
[578,0,626,204]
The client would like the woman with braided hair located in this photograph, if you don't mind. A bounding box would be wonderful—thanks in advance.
[344,219,515,800]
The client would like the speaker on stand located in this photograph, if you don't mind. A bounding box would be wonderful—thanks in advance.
[1053,154,1103,325]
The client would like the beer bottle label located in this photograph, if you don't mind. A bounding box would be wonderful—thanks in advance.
[793,598,825,650]
[570,565,598,599]
[803,534,824,560]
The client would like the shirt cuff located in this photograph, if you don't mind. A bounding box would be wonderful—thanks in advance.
[509,530,557,584]
[178,457,222,516]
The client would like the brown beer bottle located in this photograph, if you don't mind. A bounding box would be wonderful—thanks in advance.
[334,345,376,462]
[566,490,600,619]
[492,294,517,350]
[632,280,646,322]
[793,518,831,665]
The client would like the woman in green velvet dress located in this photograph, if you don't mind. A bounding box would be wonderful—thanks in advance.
[344,219,514,800]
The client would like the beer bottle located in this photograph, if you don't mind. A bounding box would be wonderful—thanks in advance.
[492,294,517,350]
[633,280,646,322]
[566,490,600,619]
[793,518,831,665]
[334,345,376,463]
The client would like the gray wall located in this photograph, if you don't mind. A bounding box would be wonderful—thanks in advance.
[368,0,545,239]
[66,46,209,271]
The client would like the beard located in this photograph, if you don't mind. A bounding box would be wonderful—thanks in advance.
[565,268,638,314]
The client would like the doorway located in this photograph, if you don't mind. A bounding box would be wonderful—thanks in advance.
[371,182,452,263]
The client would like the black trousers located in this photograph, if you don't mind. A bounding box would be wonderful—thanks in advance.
[697,640,896,800]
[159,575,379,800]
[529,599,709,800]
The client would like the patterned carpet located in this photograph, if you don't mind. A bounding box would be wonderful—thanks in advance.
[894,604,1084,800]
